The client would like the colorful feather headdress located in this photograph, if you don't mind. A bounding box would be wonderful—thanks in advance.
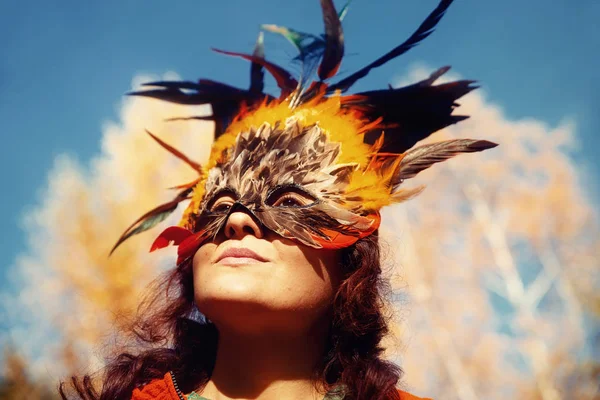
[111,0,497,264]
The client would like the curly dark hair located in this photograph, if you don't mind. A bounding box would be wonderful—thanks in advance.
[59,232,403,400]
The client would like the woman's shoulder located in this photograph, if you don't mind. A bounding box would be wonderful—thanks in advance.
[131,372,181,400]
[130,373,432,400]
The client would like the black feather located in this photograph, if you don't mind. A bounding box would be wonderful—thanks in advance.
[328,0,454,93]
[129,77,275,139]
[318,0,345,81]
[250,32,266,94]
[346,67,477,153]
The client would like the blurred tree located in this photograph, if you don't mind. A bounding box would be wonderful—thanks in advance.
[1,77,213,380]
[381,68,600,400]
[0,348,61,400]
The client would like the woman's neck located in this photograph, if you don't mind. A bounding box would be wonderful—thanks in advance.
[197,323,329,400]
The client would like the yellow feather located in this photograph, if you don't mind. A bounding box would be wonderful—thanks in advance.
[181,94,414,226]
[210,95,372,167]
[179,172,207,229]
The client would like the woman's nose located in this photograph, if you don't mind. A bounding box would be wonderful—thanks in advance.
[224,210,264,240]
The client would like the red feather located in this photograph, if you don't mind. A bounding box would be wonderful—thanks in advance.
[177,230,210,264]
[211,48,298,99]
[151,227,211,264]
[145,130,202,172]
[313,212,381,249]
[150,226,194,252]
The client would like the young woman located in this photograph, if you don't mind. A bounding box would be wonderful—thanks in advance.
[60,0,496,398]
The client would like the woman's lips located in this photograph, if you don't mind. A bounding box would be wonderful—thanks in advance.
[215,247,268,265]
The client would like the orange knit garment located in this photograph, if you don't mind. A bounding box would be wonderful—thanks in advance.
[131,372,432,400]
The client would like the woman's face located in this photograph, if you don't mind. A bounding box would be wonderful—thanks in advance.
[192,203,342,335]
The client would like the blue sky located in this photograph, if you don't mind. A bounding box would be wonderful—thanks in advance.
[1,0,598,304]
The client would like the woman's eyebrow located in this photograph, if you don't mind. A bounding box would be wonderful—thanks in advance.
[206,187,239,208]
[265,183,316,199]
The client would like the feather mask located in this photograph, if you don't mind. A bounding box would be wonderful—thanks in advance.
[111,0,497,264]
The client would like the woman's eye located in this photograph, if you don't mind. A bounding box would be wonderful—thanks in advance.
[212,203,232,212]
[274,195,303,208]
[270,191,315,208]
[209,194,236,212]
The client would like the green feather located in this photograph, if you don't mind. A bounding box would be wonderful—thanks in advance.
[338,0,352,21]
[261,24,320,57]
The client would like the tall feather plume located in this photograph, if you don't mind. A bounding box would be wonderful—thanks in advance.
[249,32,266,94]
[328,0,454,93]
[259,25,322,93]
[261,0,350,106]
[317,0,345,81]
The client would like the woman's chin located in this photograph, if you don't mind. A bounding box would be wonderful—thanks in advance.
[198,270,270,296]
[195,285,280,316]
[196,298,290,333]
[196,288,263,306]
